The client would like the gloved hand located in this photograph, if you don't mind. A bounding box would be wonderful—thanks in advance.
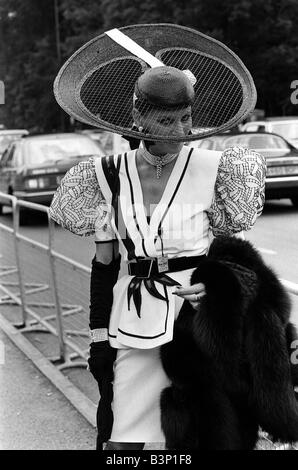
[88,250,121,448]
[88,341,117,446]
[88,341,117,386]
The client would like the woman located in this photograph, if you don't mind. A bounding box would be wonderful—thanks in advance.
[49,25,266,450]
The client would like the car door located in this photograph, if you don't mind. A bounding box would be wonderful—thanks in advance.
[0,143,17,195]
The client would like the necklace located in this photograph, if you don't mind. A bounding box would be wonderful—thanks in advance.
[138,145,179,179]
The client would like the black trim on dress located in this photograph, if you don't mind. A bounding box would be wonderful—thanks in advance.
[124,153,149,258]
[101,153,136,260]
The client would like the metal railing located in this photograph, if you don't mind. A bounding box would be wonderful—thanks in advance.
[0,193,90,368]
[0,191,297,449]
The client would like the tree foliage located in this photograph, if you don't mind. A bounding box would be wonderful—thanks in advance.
[0,0,297,132]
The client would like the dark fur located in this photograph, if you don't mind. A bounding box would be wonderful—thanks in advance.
[160,236,298,450]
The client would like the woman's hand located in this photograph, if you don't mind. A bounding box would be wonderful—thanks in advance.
[173,283,206,309]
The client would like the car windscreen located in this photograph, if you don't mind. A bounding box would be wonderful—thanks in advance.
[223,134,289,150]
[24,136,102,165]
[193,134,291,155]
[270,122,298,140]
[190,136,227,150]
[0,134,24,154]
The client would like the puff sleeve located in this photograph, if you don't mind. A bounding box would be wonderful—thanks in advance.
[49,157,114,241]
[207,147,266,236]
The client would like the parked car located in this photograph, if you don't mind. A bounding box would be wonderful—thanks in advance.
[190,131,298,207]
[0,132,104,213]
[0,129,29,156]
[77,129,130,154]
[241,117,298,149]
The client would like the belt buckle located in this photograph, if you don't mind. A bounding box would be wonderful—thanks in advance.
[128,259,154,279]
[139,259,154,279]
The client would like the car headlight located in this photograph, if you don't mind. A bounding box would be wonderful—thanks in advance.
[25,177,49,189]
[37,177,46,188]
[26,179,38,189]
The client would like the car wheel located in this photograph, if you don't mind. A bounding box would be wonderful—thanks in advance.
[291,197,298,208]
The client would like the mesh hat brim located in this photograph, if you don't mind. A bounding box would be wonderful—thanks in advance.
[54,23,257,142]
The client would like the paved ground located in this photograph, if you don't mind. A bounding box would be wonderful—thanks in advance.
[0,317,164,450]
[0,328,97,450]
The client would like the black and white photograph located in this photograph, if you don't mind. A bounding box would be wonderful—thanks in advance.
[0,0,298,456]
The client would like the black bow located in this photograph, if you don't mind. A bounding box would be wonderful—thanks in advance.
[127,274,181,318]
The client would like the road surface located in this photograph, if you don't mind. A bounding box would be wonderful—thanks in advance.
[0,328,96,450]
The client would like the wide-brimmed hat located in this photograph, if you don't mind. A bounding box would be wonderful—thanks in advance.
[54,23,257,142]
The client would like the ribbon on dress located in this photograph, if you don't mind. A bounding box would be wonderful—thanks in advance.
[127,274,181,318]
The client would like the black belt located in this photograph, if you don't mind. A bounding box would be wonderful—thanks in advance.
[128,255,207,279]
[127,255,207,318]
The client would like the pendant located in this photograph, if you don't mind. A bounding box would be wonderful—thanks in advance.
[157,255,169,273]
[156,162,162,179]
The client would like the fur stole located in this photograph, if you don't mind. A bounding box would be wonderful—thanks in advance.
[160,236,298,450]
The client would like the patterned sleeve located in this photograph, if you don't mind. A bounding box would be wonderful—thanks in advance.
[49,157,115,240]
[207,147,266,236]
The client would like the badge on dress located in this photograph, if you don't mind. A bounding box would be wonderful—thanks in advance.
[157,255,169,273]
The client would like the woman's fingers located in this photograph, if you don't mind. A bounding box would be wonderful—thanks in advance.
[173,283,206,303]
[179,293,205,301]
[173,283,206,296]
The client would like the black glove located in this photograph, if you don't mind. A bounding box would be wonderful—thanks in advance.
[89,254,121,330]
[88,253,121,447]
[88,341,117,386]
[88,341,117,447]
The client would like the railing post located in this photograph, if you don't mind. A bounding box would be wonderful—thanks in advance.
[47,211,66,363]
[12,198,28,328]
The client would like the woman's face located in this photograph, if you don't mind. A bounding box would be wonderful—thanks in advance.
[134,106,192,153]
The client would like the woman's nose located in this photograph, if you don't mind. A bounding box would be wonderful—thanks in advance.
[171,120,185,136]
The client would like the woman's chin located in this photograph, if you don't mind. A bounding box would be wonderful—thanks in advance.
[149,140,184,155]
[164,141,184,152]
[171,144,184,153]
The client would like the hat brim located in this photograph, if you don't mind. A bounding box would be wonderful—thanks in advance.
[54,23,257,142]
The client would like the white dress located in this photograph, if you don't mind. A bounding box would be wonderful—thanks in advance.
[49,145,266,442]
